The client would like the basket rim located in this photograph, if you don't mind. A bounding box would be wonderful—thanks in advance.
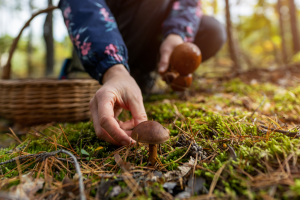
[0,78,99,86]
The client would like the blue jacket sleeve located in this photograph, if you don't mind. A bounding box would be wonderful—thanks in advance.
[163,0,203,42]
[59,0,129,84]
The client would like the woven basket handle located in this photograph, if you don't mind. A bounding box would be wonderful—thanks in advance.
[1,5,58,80]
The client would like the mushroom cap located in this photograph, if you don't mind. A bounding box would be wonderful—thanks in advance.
[171,74,193,91]
[170,43,202,76]
[131,121,170,144]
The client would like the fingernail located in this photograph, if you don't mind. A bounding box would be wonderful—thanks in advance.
[159,66,166,72]
[121,141,129,146]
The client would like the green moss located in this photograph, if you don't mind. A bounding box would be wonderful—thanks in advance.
[1,78,300,198]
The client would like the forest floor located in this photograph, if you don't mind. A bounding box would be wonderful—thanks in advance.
[1,67,300,200]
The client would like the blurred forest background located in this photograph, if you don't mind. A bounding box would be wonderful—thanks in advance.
[0,0,299,79]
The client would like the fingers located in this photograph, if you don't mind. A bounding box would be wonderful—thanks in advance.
[89,96,120,146]
[95,90,132,146]
[158,50,172,74]
[128,94,148,126]
[119,118,135,131]
[158,34,184,75]
[114,105,123,120]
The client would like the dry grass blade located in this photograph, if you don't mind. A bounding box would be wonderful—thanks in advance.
[122,172,142,197]
[160,142,192,170]
[208,162,228,197]
[59,125,78,156]
[114,154,132,173]
[8,128,22,144]
[3,75,300,199]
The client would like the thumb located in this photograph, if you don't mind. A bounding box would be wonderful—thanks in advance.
[158,50,172,74]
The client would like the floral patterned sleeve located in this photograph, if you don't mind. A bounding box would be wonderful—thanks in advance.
[163,0,202,42]
[59,0,129,84]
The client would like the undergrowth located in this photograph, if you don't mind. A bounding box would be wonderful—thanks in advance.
[1,78,300,199]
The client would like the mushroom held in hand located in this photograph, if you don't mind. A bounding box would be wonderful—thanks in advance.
[170,43,202,76]
[163,72,178,84]
[131,121,170,166]
[171,74,193,91]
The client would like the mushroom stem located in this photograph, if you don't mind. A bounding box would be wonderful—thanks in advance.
[148,144,157,165]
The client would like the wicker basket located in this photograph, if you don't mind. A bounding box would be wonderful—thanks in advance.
[0,6,99,125]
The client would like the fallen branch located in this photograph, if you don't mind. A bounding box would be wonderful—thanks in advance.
[0,149,86,200]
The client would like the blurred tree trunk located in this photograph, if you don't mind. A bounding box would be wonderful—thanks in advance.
[27,0,33,77]
[277,0,288,64]
[212,0,218,15]
[43,0,54,76]
[289,0,300,54]
[225,0,240,71]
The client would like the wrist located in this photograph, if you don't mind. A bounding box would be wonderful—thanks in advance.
[103,64,129,84]
[166,33,184,43]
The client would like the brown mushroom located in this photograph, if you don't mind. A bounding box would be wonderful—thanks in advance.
[162,72,178,84]
[171,74,193,91]
[131,121,170,165]
[170,43,202,76]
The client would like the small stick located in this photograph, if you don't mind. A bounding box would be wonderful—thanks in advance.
[259,125,299,137]
[61,149,86,200]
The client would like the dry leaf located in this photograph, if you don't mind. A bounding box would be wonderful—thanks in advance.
[62,177,78,193]
[109,185,122,198]
[9,173,44,200]
[164,157,195,181]
[114,154,132,172]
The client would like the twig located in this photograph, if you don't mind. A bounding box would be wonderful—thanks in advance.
[55,157,75,164]
[60,149,86,200]
[0,149,85,199]
[259,125,299,137]
[0,153,37,165]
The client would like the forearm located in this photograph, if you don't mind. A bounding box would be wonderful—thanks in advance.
[59,0,129,84]
[163,0,202,42]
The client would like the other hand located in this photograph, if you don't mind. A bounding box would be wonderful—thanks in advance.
[89,64,147,146]
[158,34,184,75]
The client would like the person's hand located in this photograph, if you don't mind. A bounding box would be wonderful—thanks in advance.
[89,64,147,146]
[158,34,184,75]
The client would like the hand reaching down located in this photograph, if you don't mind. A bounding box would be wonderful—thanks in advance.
[89,64,148,146]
